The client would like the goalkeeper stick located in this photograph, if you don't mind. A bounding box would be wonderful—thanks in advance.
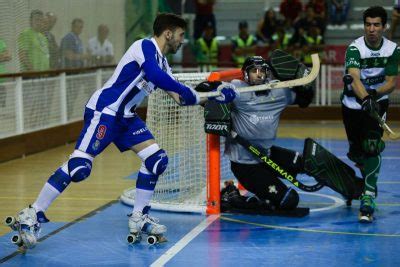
[343,74,400,140]
[231,131,324,192]
[198,53,320,98]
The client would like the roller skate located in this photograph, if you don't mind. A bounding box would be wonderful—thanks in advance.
[358,193,376,223]
[4,206,49,251]
[127,206,167,245]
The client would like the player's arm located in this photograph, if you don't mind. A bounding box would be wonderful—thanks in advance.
[375,46,400,96]
[345,46,369,100]
[140,40,200,105]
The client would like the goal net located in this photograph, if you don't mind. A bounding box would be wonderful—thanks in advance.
[120,71,239,213]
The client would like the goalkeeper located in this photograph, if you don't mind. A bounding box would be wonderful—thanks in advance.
[202,51,363,214]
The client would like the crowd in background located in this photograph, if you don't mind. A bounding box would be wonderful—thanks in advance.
[0,9,115,76]
[193,0,351,68]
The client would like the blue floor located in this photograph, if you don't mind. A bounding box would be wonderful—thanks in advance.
[1,138,399,266]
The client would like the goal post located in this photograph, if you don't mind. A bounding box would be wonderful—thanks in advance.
[119,70,241,214]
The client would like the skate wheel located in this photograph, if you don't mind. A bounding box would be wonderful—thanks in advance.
[5,216,16,227]
[127,234,141,244]
[11,234,22,245]
[147,235,157,245]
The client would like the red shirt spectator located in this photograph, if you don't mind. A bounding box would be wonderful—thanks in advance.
[280,0,303,22]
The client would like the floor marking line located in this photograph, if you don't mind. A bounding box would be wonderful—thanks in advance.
[0,200,118,263]
[220,216,400,238]
[150,214,219,267]
[300,192,345,212]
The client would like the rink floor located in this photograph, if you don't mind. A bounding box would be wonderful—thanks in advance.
[1,123,400,266]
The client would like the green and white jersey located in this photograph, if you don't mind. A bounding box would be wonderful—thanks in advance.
[343,36,400,109]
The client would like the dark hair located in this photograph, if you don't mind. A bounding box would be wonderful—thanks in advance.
[30,9,43,21]
[153,13,187,37]
[363,6,387,26]
[72,18,83,26]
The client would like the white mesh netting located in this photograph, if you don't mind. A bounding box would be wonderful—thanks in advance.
[120,72,235,213]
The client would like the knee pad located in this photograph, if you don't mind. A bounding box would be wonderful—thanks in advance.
[279,188,299,210]
[144,149,168,176]
[362,131,385,156]
[68,151,93,182]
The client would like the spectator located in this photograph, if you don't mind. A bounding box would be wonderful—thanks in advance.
[195,21,219,71]
[329,0,350,26]
[306,0,327,21]
[302,25,324,66]
[256,8,280,44]
[43,12,60,69]
[193,0,216,40]
[231,21,257,67]
[88,24,114,66]
[271,24,293,51]
[0,38,11,107]
[388,2,400,40]
[294,6,325,38]
[60,18,89,69]
[279,0,303,26]
[17,10,49,72]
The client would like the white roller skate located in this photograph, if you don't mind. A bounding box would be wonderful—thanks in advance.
[127,206,167,245]
[4,206,49,251]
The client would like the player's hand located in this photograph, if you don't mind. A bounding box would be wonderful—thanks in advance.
[213,82,239,103]
[361,94,380,118]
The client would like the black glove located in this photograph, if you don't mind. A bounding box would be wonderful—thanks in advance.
[361,94,380,118]
[194,81,221,92]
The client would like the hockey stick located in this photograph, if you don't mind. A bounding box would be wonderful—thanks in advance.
[343,74,400,140]
[198,53,320,98]
[230,131,324,192]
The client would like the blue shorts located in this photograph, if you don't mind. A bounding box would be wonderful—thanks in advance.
[75,108,154,156]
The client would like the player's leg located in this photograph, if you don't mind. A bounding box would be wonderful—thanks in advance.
[230,161,299,210]
[358,100,388,222]
[16,109,116,245]
[115,116,167,237]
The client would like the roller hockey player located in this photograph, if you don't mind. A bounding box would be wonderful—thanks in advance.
[5,13,238,249]
[342,6,400,222]
[203,51,363,216]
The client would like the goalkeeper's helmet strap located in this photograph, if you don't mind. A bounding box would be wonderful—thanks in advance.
[204,101,231,136]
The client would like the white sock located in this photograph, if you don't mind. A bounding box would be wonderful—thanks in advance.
[132,188,154,213]
[32,183,61,212]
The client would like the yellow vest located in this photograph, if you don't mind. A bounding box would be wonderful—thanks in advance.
[304,35,323,64]
[232,35,255,66]
[196,37,219,71]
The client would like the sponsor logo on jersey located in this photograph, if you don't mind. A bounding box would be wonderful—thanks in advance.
[132,127,149,135]
[249,114,274,124]
[137,78,154,95]
[92,140,101,151]
[96,125,107,139]
[370,52,380,57]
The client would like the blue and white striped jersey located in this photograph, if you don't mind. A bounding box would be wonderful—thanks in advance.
[86,37,188,117]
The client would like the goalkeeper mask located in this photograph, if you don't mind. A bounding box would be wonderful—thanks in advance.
[242,56,270,85]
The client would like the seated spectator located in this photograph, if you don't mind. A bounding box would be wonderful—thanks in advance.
[195,21,219,71]
[306,0,327,21]
[388,2,400,40]
[271,24,293,52]
[294,6,325,38]
[302,25,324,66]
[329,0,350,26]
[88,24,114,66]
[279,0,303,26]
[193,0,216,40]
[231,21,257,67]
[256,8,280,44]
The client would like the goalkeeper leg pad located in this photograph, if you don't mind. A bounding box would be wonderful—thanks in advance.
[303,138,363,200]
